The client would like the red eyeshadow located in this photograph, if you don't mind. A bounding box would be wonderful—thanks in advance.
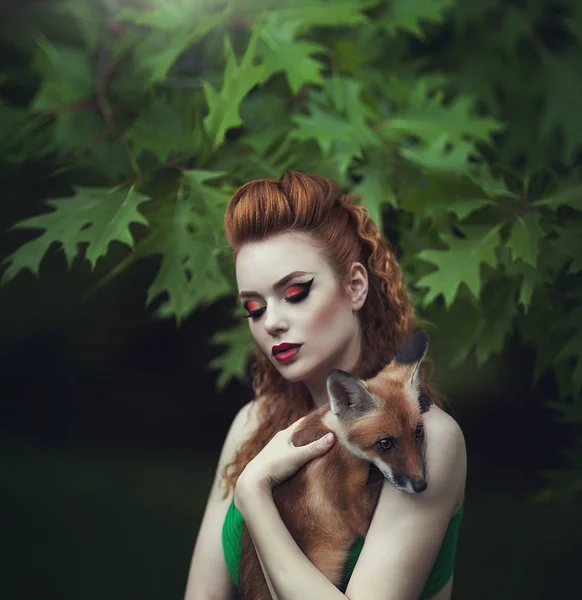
[285,285,303,296]
[245,300,262,312]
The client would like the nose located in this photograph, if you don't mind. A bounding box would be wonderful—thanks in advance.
[263,306,289,336]
[412,478,427,493]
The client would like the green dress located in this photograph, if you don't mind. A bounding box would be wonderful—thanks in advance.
[222,497,464,598]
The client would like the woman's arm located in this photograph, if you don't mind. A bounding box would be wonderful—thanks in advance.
[234,420,346,599]
[236,479,347,600]
[184,401,261,600]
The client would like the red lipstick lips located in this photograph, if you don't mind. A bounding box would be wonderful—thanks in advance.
[272,342,302,362]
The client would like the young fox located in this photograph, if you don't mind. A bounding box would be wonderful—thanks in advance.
[238,331,432,599]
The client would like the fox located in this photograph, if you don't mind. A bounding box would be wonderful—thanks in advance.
[238,330,432,600]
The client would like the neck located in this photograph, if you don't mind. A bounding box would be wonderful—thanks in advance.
[304,329,363,409]
[305,379,330,408]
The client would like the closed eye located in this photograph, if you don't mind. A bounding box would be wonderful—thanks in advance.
[242,278,314,320]
[285,278,314,303]
[242,306,266,320]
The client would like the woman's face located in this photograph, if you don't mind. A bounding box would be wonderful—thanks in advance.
[235,231,368,390]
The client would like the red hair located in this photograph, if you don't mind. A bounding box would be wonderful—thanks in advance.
[220,171,439,498]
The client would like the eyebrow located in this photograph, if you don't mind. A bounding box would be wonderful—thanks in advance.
[239,271,314,299]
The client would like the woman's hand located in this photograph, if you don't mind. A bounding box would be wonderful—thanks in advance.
[235,417,335,505]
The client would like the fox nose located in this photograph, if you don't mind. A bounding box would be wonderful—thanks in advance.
[412,478,427,493]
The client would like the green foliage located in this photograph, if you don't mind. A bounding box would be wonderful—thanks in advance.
[210,318,255,391]
[4,185,150,275]
[0,0,581,502]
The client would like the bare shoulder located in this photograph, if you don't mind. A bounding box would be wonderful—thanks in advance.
[423,404,467,509]
[424,405,465,458]
[213,399,263,490]
[424,404,465,450]
[224,399,262,455]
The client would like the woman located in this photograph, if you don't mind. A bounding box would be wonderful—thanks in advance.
[184,172,466,600]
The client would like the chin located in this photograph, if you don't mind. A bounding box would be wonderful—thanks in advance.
[270,355,314,383]
[273,363,309,383]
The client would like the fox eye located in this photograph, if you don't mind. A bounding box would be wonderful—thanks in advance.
[378,438,394,451]
[415,424,424,438]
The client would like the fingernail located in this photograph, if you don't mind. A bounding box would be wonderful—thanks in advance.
[323,433,334,445]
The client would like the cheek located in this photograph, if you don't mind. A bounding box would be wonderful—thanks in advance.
[308,293,350,331]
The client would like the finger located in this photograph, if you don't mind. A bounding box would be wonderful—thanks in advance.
[307,432,335,457]
[288,415,308,431]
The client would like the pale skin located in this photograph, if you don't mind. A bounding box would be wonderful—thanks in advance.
[184,231,467,600]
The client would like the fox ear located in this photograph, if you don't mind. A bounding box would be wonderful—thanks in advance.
[395,331,429,365]
[395,330,429,393]
[419,391,431,414]
[327,369,376,417]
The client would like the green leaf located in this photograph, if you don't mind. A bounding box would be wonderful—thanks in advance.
[415,225,501,307]
[533,183,582,212]
[550,223,582,274]
[554,305,582,396]
[261,0,372,27]
[117,0,231,83]
[289,76,379,162]
[400,135,476,174]
[0,101,53,160]
[202,32,266,151]
[182,169,230,231]
[239,92,293,156]
[30,40,94,112]
[350,148,397,229]
[400,173,495,221]
[510,262,539,313]
[209,320,254,390]
[539,50,582,161]
[3,186,151,278]
[117,0,201,29]
[475,279,519,366]
[50,109,107,153]
[467,165,517,200]
[329,76,379,141]
[147,172,232,320]
[507,212,545,268]
[380,81,504,144]
[256,17,327,94]
[516,285,571,385]
[290,105,357,151]
[382,0,455,38]
[422,290,485,368]
[55,0,103,52]
[125,98,199,163]
[144,205,230,320]
[89,140,139,181]
[95,170,231,321]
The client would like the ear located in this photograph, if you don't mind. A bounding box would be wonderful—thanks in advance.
[346,262,368,311]
[394,331,429,393]
[326,369,376,418]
